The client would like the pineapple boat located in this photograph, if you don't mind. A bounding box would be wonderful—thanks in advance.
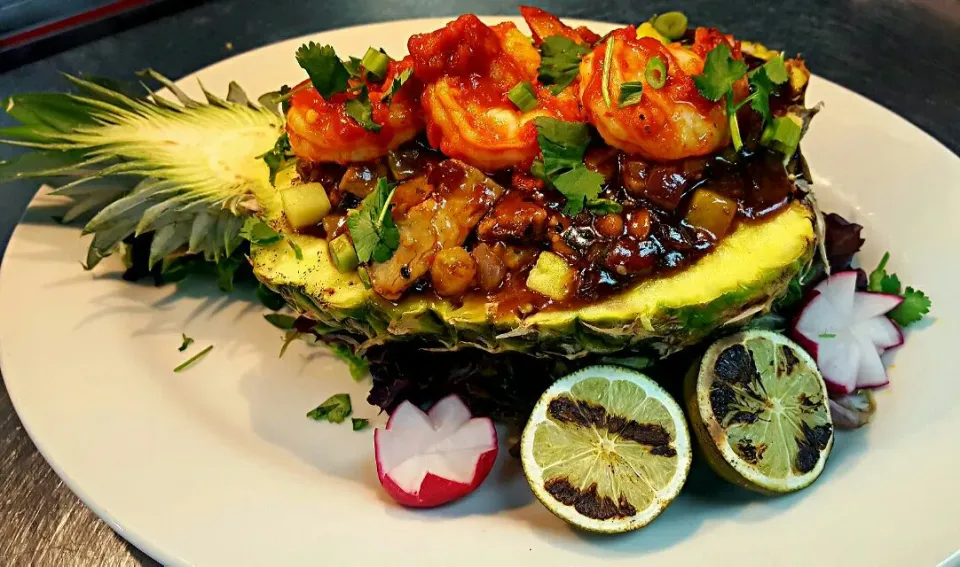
[0,8,818,361]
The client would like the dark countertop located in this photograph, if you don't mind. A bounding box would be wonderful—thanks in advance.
[0,1,958,564]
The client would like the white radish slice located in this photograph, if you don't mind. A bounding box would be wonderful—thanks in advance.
[375,395,498,508]
[811,270,858,321]
[793,271,902,392]
[427,394,473,433]
[815,332,860,394]
[851,316,904,352]
[850,291,903,322]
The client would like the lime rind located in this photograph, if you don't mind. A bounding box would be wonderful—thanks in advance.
[521,366,692,533]
[691,330,834,493]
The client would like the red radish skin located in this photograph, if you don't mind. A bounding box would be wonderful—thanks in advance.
[375,395,499,509]
[375,442,498,508]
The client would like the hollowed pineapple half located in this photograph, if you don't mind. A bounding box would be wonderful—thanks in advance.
[0,73,816,360]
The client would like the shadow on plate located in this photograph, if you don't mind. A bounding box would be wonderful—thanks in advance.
[14,200,893,556]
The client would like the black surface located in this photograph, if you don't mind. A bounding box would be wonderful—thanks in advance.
[0,0,958,564]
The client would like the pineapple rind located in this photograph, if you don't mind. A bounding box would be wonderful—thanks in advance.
[252,198,815,359]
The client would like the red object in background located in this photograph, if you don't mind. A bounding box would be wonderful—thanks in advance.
[0,0,160,50]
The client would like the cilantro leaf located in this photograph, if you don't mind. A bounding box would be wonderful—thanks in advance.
[240,218,284,246]
[868,253,895,293]
[241,218,305,262]
[347,178,400,263]
[888,287,932,327]
[330,343,370,380]
[344,85,381,133]
[534,117,591,177]
[554,165,605,215]
[257,133,295,186]
[586,198,623,214]
[264,313,298,330]
[746,55,788,125]
[352,418,370,431]
[538,35,590,95]
[178,334,194,352]
[533,118,607,215]
[867,252,932,327]
[383,68,414,105]
[344,56,363,78]
[618,81,643,108]
[306,393,352,423]
[295,42,349,98]
[693,43,747,102]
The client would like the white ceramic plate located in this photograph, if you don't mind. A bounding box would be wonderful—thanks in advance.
[1,17,959,567]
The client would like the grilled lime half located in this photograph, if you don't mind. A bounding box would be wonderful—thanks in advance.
[684,330,834,494]
[520,366,691,533]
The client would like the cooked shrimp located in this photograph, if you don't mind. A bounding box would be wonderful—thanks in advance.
[408,15,582,171]
[579,27,748,161]
[286,58,424,164]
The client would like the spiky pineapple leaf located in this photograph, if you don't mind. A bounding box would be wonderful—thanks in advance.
[1,70,285,269]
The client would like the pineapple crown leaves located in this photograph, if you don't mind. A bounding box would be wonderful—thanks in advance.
[1,70,285,270]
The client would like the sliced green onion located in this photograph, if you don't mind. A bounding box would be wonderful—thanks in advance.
[530,159,548,181]
[618,81,643,107]
[174,345,213,373]
[357,266,372,289]
[360,47,390,80]
[645,57,667,89]
[328,234,359,273]
[602,37,615,108]
[651,11,688,41]
[508,81,538,112]
[761,114,803,159]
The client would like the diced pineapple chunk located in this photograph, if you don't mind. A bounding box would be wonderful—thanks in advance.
[684,188,737,239]
[527,251,576,301]
[636,22,669,44]
[281,182,331,229]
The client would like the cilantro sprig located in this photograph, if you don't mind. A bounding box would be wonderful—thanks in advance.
[746,56,788,125]
[693,45,788,152]
[257,133,295,186]
[295,42,350,98]
[294,42,388,132]
[306,393,352,423]
[867,252,932,327]
[533,117,605,215]
[240,218,303,260]
[538,36,590,95]
[347,178,400,263]
[344,85,381,133]
[383,68,414,105]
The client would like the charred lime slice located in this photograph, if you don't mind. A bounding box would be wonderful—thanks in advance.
[684,330,834,493]
[520,366,691,533]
